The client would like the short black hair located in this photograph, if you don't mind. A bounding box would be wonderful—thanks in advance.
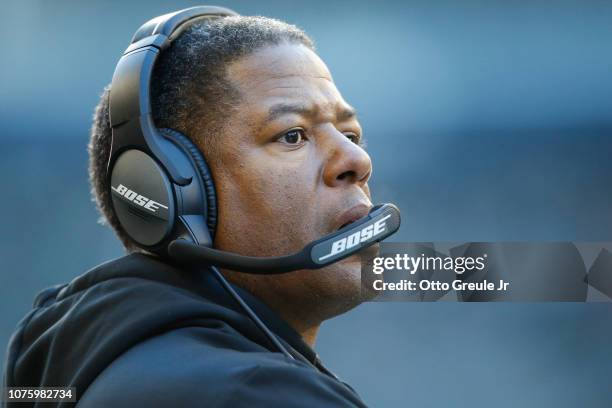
[88,15,314,251]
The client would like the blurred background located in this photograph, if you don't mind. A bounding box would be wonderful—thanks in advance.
[1,0,611,406]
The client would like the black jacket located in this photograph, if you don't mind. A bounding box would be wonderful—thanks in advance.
[3,253,367,407]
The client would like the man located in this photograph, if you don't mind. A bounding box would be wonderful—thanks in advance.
[4,9,375,407]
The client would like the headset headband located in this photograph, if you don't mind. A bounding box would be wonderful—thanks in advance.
[107,6,238,184]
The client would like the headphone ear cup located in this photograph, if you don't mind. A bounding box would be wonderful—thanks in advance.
[158,128,218,239]
[109,149,175,247]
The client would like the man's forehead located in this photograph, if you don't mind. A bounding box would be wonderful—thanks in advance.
[227,43,332,87]
[226,43,355,123]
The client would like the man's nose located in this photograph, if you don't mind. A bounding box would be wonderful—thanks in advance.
[322,129,372,188]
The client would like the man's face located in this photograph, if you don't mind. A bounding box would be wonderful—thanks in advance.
[209,43,373,322]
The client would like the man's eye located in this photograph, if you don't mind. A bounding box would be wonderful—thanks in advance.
[278,129,306,145]
[345,133,360,145]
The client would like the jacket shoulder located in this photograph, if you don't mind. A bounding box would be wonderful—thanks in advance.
[77,326,365,407]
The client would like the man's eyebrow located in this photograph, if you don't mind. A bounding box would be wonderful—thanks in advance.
[338,105,357,121]
[266,103,312,122]
[265,102,357,123]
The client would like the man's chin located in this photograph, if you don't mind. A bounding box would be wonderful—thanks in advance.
[334,252,379,303]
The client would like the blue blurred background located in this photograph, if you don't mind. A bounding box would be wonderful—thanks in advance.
[1,0,611,406]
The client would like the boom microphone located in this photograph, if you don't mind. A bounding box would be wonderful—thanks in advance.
[168,203,401,274]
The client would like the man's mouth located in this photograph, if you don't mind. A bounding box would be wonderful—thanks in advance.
[333,203,372,232]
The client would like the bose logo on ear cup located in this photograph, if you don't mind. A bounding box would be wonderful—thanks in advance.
[111,184,169,213]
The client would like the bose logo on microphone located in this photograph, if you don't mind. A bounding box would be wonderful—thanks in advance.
[318,214,391,261]
[111,184,168,213]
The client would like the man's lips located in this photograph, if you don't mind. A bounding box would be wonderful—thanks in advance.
[333,203,372,232]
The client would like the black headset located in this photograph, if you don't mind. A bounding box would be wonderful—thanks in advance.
[107,6,237,254]
[107,5,400,274]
